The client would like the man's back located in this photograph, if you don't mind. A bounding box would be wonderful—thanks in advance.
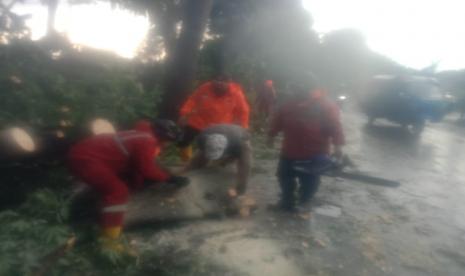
[270,97,344,159]
[69,130,156,170]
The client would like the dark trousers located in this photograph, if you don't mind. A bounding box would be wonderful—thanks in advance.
[277,157,321,209]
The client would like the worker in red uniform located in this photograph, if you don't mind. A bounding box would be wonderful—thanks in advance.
[68,119,189,249]
[268,74,345,212]
[256,79,276,117]
[254,79,277,132]
[178,74,250,161]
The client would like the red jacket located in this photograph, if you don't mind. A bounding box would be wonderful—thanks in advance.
[180,81,250,130]
[255,80,276,114]
[269,94,345,159]
[68,123,169,189]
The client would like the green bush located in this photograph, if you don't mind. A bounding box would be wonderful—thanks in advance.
[0,186,231,276]
[0,189,72,275]
[0,39,159,138]
[0,187,140,276]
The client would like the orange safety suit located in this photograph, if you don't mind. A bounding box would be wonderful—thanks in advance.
[180,81,250,131]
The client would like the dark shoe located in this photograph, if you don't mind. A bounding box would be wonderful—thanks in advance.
[295,206,311,214]
[296,201,313,213]
[267,202,297,213]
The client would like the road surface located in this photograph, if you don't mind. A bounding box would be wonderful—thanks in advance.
[129,104,465,276]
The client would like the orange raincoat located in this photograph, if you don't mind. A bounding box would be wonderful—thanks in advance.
[180,81,250,130]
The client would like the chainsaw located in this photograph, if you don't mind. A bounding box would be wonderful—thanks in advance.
[293,155,400,188]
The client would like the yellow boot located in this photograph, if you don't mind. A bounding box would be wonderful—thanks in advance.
[100,226,125,253]
[102,226,122,239]
[100,226,138,257]
[180,145,193,162]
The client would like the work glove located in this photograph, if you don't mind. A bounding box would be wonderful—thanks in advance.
[167,175,190,189]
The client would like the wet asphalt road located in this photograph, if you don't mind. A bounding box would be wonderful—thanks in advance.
[335,105,465,276]
[133,104,465,276]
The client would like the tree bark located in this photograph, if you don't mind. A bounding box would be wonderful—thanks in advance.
[46,0,58,36]
[147,0,180,59]
[158,0,213,120]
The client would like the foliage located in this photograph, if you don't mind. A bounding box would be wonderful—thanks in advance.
[204,0,410,96]
[0,184,233,276]
[0,1,31,42]
[208,0,318,83]
[0,38,159,137]
[110,0,185,60]
[0,188,72,275]
[0,186,139,275]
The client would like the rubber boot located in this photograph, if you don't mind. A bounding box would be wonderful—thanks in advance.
[180,145,193,162]
[100,226,125,253]
[102,226,121,239]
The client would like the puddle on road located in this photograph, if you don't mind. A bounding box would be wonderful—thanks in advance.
[201,236,304,276]
[137,221,308,276]
[314,205,342,218]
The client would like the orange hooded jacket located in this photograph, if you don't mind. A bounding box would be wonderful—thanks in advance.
[180,81,250,130]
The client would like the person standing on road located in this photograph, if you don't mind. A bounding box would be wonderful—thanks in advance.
[256,79,277,117]
[178,74,250,162]
[254,79,277,132]
[268,74,345,212]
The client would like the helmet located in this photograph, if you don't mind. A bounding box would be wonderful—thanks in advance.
[152,119,181,141]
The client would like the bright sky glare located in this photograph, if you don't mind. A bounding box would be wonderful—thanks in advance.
[14,1,149,58]
[303,0,465,71]
[13,1,465,70]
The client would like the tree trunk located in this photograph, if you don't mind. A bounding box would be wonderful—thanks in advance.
[147,0,179,60]
[46,0,58,36]
[158,0,213,120]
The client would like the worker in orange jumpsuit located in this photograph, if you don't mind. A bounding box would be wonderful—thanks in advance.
[67,119,189,250]
[178,75,250,161]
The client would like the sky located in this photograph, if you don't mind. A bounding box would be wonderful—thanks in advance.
[13,1,149,58]
[12,0,465,71]
[303,0,465,71]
